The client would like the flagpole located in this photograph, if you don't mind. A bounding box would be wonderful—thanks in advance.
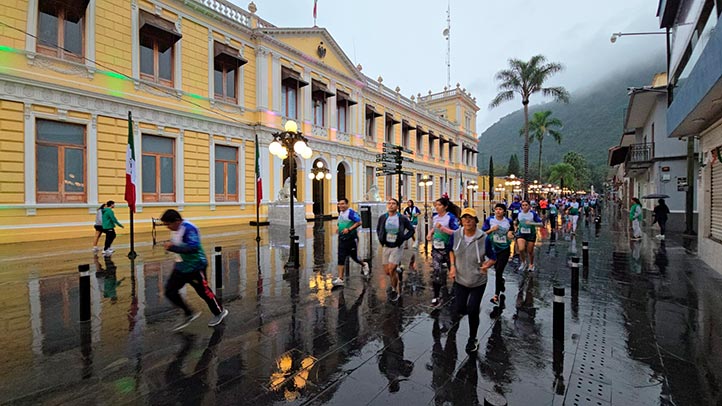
[126,111,137,260]
[255,133,261,243]
[128,209,137,259]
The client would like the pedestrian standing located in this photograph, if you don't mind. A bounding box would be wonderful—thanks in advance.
[332,198,370,287]
[92,202,106,253]
[449,208,496,353]
[630,197,643,240]
[403,199,421,249]
[482,203,515,306]
[101,200,123,257]
[426,196,460,306]
[161,209,228,330]
[377,198,415,302]
[653,198,670,240]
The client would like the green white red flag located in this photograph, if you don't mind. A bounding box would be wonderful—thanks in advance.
[124,112,137,213]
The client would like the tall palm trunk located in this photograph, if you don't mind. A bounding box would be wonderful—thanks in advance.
[538,138,543,180]
[523,101,529,199]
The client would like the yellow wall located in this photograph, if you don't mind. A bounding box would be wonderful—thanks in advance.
[0,101,24,204]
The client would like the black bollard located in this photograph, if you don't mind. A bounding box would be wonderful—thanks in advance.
[214,246,223,290]
[553,338,565,395]
[570,257,580,293]
[484,391,508,406]
[78,264,91,322]
[553,287,564,342]
[582,241,589,269]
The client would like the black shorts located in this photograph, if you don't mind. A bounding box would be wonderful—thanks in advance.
[94,225,104,232]
[516,233,536,242]
[541,208,547,215]
[337,238,358,266]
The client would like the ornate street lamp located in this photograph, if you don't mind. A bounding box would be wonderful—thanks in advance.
[269,120,313,269]
[308,160,331,218]
[466,180,478,208]
[420,175,433,256]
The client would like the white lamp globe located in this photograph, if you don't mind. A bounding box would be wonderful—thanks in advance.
[316,161,323,168]
[284,120,298,133]
[316,172,324,180]
[300,146,313,159]
[325,172,332,180]
[278,148,288,160]
[293,140,307,154]
[308,172,315,180]
[269,140,282,156]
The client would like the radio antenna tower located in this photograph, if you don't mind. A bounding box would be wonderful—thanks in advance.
[443,0,451,89]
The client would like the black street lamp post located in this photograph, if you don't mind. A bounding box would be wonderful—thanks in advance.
[269,120,313,269]
[420,175,433,256]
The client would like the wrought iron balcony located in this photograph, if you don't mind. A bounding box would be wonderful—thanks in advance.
[626,142,653,172]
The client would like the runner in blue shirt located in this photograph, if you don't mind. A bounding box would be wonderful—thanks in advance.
[482,203,515,306]
[516,200,543,272]
[333,198,370,288]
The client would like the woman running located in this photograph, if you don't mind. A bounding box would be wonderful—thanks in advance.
[516,200,543,272]
[566,198,581,235]
[482,203,515,305]
[426,196,460,306]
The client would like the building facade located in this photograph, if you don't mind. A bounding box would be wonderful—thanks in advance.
[0,0,479,243]
[658,0,722,270]
[607,73,697,231]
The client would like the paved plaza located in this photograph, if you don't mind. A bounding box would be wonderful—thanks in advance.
[1,211,720,405]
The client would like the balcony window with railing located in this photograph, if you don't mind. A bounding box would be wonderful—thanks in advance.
[628,142,652,162]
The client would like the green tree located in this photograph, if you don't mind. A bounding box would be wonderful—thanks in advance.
[507,154,521,176]
[490,55,570,199]
[562,151,591,191]
[526,111,563,180]
[548,163,576,192]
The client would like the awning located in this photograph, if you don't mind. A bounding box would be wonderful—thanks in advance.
[282,67,309,87]
[385,112,400,125]
[428,131,439,139]
[139,10,182,52]
[312,80,335,99]
[214,42,247,69]
[39,0,90,23]
[620,130,635,147]
[416,125,428,135]
[448,137,458,146]
[608,146,629,166]
[366,104,382,118]
[337,90,357,106]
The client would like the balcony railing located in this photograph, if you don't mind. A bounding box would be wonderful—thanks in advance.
[628,142,652,162]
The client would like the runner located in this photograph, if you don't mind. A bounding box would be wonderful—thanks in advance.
[426,196,460,306]
[92,202,106,253]
[377,198,415,302]
[160,209,228,330]
[516,200,543,272]
[482,203,515,306]
[332,198,370,288]
[101,200,124,257]
[449,208,496,353]
[548,200,559,230]
[566,198,581,235]
[630,197,643,240]
[508,196,522,222]
[403,199,422,249]
[539,198,548,219]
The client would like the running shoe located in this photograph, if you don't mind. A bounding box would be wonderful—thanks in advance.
[431,297,440,306]
[412,241,418,249]
[102,248,114,257]
[332,277,345,287]
[92,246,100,253]
[208,308,229,327]
[362,262,370,276]
[172,312,200,331]
[517,262,527,272]
[490,295,499,305]
[390,290,399,302]
[465,338,479,353]
[527,265,535,272]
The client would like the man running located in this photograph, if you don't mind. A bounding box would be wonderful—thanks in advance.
[377,198,415,301]
[508,196,522,222]
[161,209,228,330]
[333,198,371,287]
[403,199,422,249]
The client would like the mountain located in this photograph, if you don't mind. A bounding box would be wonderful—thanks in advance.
[477,56,665,173]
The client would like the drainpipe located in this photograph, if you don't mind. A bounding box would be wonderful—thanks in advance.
[685,136,695,235]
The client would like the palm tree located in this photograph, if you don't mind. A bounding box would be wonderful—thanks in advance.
[490,55,570,199]
[548,163,576,194]
[527,111,563,180]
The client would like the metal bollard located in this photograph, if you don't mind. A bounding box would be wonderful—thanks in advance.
[214,246,223,290]
[553,287,564,342]
[78,264,91,322]
[570,256,580,293]
[582,241,589,268]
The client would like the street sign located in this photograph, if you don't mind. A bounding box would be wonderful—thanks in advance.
[375,157,396,163]
[401,157,414,163]
[382,142,413,154]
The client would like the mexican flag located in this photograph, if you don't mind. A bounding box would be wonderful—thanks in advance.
[124,112,137,213]
[255,134,262,205]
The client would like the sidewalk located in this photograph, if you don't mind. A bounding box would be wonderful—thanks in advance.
[0,214,720,405]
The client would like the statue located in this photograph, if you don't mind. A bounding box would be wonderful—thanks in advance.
[365,184,381,202]
[276,178,293,202]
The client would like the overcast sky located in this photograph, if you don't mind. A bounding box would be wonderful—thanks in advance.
[232,0,665,133]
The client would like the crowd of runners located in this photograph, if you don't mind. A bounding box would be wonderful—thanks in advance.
[330,192,603,353]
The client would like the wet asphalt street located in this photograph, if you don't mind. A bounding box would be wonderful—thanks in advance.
[0,209,721,405]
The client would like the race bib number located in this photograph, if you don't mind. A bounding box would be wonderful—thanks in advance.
[520,227,531,234]
[493,234,507,244]
[513,210,519,214]
[433,239,446,249]
[386,233,397,243]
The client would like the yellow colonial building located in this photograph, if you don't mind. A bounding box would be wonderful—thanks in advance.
[0,0,479,243]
